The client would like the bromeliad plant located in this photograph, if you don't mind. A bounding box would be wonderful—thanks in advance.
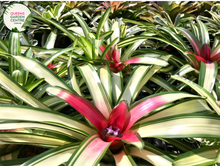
[1,59,220,165]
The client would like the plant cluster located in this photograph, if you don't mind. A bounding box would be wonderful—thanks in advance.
[1,1,220,166]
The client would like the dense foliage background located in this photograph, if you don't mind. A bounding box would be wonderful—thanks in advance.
[1,1,220,166]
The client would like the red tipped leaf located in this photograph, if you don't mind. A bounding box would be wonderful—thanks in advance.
[47,87,107,131]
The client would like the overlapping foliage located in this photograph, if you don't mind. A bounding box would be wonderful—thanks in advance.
[1,1,220,166]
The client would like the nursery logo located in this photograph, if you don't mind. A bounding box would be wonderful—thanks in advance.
[3,3,32,32]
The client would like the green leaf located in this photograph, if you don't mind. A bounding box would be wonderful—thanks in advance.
[129,141,173,166]
[0,105,95,136]
[80,36,93,59]
[24,78,45,92]
[118,65,150,105]
[0,38,8,52]
[197,19,210,45]
[133,65,161,100]
[43,47,77,66]
[133,114,220,138]
[111,71,123,105]
[150,74,178,91]
[12,56,72,92]
[121,39,147,62]
[158,27,190,51]
[0,132,72,147]
[78,64,112,119]
[8,32,21,76]
[99,30,113,41]
[21,13,33,28]
[101,37,118,59]
[34,16,76,41]
[136,98,212,124]
[67,55,82,96]
[173,146,220,166]
[198,61,218,93]
[96,7,111,40]
[177,27,202,55]
[113,147,137,166]
[66,135,111,166]
[22,143,80,166]
[43,29,57,49]
[70,12,91,40]
[171,75,220,115]
[0,121,85,141]
[0,69,50,110]
[99,65,112,104]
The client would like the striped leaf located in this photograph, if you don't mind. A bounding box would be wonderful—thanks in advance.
[43,47,77,66]
[137,98,212,124]
[111,71,123,105]
[129,141,173,166]
[24,78,45,92]
[66,135,111,166]
[133,114,220,138]
[99,65,112,103]
[113,148,137,166]
[44,29,57,49]
[171,75,220,115]
[158,27,190,50]
[177,27,202,55]
[0,132,72,147]
[0,69,50,110]
[0,121,85,141]
[12,56,72,92]
[67,55,82,96]
[198,61,218,93]
[121,39,146,62]
[70,12,91,40]
[150,74,178,91]
[96,7,110,40]
[78,64,112,119]
[46,86,107,131]
[133,65,161,100]
[118,65,150,106]
[197,19,210,45]
[22,143,80,166]
[126,92,200,131]
[173,146,220,166]
[0,105,95,136]
[8,32,21,76]
[34,16,76,41]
